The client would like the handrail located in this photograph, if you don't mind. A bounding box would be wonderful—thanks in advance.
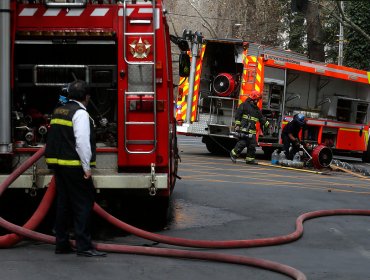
[45,1,86,8]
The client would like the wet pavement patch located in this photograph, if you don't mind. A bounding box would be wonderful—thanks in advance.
[168,199,245,230]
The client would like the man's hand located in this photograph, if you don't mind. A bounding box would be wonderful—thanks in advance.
[293,139,300,147]
[234,125,240,132]
[84,169,92,179]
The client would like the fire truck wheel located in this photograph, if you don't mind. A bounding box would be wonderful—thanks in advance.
[203,136,236,155]
[203,136,221,154]
[262,147,274,159]
[362,142,370,163]
[170,121,179,192]
[147,197,170,228]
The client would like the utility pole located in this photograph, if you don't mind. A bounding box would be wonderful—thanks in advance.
[338,1,344,66]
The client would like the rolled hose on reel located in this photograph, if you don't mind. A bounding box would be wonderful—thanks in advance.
[213,73,236,97]
[311,145,333,169]
[301,143,333,169]
[0,146,369,280]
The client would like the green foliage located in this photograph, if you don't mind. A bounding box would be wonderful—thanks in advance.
[321,3,339,64]
[282,0,369,68]
[343,1,370,71]
[288,11,306,54]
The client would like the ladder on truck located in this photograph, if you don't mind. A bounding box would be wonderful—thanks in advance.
[123,0,157,154]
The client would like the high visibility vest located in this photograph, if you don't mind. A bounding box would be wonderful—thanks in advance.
[45,101,96,168]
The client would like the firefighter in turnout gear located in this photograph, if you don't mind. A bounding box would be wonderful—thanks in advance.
[230,91,269,164]
[282,113,308,160]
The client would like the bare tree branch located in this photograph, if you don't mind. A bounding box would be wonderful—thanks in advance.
[167,13,179,37]
[187,0,218,38]
[202,23,216,39]
[334,0,370,42]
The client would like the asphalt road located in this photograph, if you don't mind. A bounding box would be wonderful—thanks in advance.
[1,135,370,280]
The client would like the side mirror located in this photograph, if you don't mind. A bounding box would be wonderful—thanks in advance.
[179,52,190,77]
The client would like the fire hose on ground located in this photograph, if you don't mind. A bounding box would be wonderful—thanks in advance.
[1,148,370,280]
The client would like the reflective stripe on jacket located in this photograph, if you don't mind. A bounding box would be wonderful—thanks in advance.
[45,101,96,168]
[235,100,267,135]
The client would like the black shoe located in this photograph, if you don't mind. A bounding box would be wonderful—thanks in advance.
[245,160,258,165]
[55,247,76,254]
[77,249,107,257]
[230,152,237,163]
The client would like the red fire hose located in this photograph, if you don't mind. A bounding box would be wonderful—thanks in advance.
[1,147,370,280]
[0,177,55,248]
[0,147,55,248]
[0,146,45,196]
[0,146,307,279]
[0,217,306,280]
[94,204,370,248]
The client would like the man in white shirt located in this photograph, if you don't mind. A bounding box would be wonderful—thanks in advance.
[45,80,106,257]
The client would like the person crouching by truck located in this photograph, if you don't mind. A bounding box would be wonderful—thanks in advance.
[281,113,308,160]
[230,91,269,165]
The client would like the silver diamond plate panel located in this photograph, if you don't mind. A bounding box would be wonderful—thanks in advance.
[187,113,234,135]
[128,64,153,92]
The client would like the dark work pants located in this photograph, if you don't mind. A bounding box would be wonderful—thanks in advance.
[282,134,299,160]
[232,134,257,160]
[54,167,95,252]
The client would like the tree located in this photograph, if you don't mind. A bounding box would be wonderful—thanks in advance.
[287,8,306,54]
[289,0,325,61]
[342,1,370,70]
[165,0,370,69]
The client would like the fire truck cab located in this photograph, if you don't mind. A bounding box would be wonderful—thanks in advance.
[173,31,370,163]
[0,0,178,221]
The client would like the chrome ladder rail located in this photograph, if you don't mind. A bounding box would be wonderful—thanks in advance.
[123,0,157,154]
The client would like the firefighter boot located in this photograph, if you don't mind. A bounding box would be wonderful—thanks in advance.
[230,150,238,163]
[245,157,258,165]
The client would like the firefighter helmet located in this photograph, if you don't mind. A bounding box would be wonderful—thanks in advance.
[294,113,306,126]
[249,91,262,100]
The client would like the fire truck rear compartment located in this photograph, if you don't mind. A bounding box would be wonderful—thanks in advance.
[199,42,243,114]
[14,41,118,147]
[188,42,245,154]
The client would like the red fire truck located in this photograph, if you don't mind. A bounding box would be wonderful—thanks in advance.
[0,0,178,220]
[173,31,370,164]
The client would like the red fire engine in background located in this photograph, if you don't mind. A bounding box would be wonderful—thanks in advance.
[173,31,370,166]
[0,0,178,221]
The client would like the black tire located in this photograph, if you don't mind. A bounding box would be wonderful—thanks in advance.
[204,137,223,154]
[262,147,274,159]
[169,121,179,192]
[97,191,170,230]
[362,142,370,163]
[146,196,170,229]
[203,136,236,155]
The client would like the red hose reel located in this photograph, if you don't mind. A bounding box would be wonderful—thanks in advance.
[311,145,333,169]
